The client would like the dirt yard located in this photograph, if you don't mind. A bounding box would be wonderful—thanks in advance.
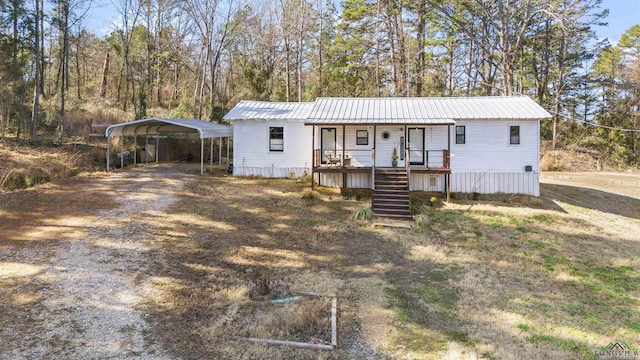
[1,165,639,359]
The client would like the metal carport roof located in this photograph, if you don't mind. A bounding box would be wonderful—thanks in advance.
[105,117,233,139]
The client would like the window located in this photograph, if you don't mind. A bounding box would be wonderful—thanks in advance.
[510,125,520,145]
[356,130,368,145]
[455,126,465,144]
[269,126,284,151]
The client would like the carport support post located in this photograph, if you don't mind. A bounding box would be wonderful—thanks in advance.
[226,136,230,168]
[145,136,149,163]
[200,138,204,175]
[218,137,222,169]
[106,135,110,171]
[134,135,137,165]
[120,136,124,169]
[210,138,214,172]
[155,134,159,163]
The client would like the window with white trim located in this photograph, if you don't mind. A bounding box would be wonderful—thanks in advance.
[455,126,465,144]
[269,126,284,151]
[356,130,368,145]
[510,125,520,145]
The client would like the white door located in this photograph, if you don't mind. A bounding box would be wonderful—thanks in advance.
[408,128,425,165]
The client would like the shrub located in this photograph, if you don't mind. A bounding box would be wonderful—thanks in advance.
[414,213,430,228]
[352,207,373,220]
[540,153,565,171]
[301,190,318,200]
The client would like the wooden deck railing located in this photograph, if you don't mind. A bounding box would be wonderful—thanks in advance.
[422,149,450,170]
[313,149,372,167]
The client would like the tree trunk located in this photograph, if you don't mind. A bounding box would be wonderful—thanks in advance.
[31,0,41,139]
[284,38,291,102]
[296,0,305,102]
[415,0,426,96]
[100,52,110,97]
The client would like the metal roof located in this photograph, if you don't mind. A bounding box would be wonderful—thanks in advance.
[106,117,233,139]
[304,96,551,125]
[223,100,314,121]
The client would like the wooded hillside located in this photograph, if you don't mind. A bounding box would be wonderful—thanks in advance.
[0,0,638,167]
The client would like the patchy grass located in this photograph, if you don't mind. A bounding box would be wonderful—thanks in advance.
[1,164,639,359]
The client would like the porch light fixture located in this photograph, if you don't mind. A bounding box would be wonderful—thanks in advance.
[381,131,390,140]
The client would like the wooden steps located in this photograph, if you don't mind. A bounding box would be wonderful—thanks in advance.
[372,168,412,219]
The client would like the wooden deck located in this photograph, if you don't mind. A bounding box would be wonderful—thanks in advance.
[410,167,451,174]
[313,166,372,173]
[313,166,451,174]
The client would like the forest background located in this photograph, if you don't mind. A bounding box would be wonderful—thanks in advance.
[0,0,638,168]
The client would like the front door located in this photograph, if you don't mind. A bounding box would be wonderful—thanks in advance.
[321,128,337,164]
[408,128,425,165]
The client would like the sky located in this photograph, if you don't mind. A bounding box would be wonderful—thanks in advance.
[595,0,640,42]
[84,0,640,43]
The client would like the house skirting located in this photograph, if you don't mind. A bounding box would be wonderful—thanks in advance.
[315,172,371,189]
[450,171,539,196]
[233,166,311,178]
[316,171,539,196]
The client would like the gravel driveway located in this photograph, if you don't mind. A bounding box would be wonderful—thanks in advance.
[1,165,194,359]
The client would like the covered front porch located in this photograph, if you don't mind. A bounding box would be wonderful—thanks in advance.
[308,123,452,199]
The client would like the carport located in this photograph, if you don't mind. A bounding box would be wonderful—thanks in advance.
[105,117,233,174]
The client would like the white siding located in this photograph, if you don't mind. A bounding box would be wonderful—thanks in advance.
[373,125,405,167]
[343,126,373,167]
[450,172,539,196]
[233,119,312,178]
[450,120,539,172]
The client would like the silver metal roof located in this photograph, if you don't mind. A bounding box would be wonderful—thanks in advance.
[304,96,551,124]
[106,117,233,139]
[223,100,314,121]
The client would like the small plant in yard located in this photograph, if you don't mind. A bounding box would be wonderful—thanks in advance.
[429,196,437,207]
[301,190,318,200]
[352,206,373,220]
[414,213,430,228]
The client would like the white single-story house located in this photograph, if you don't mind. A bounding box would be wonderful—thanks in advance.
[224,97,551,203]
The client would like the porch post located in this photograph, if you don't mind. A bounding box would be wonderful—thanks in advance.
[311,126,315,190]
[371,125,376,190]
[405,125,410,191]
[447,124,451,202]
[342,125,346,190]
[210,138,214,172]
